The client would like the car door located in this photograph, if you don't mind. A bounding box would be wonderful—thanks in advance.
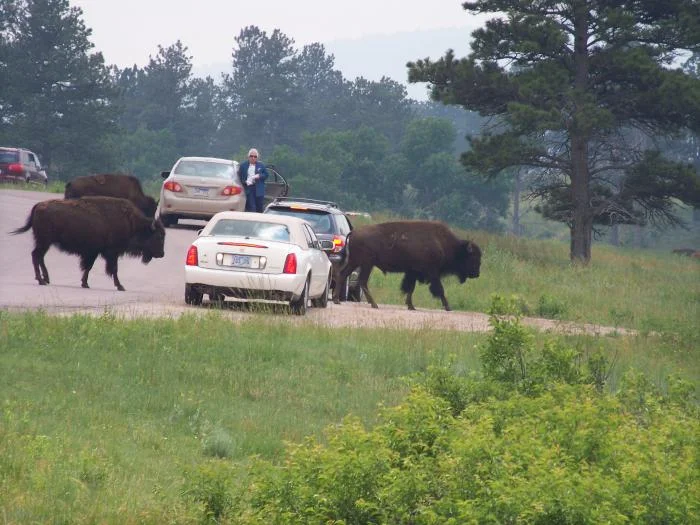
[263,165,289,205]
[302,224,328,296]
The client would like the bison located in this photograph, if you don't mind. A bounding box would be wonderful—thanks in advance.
[332,221,481,311]
[10,196,166,291]
[64,173,158,217]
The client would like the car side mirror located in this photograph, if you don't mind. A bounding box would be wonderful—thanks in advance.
[160,171,170,179]
[319,240,334,251]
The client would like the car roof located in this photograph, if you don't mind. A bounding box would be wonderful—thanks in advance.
[176,156,236,164]
[266,197,343,214]
[208,210,311,228]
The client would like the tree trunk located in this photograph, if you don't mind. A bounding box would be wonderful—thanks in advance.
[569,3,592,264]
[512,170,522,236]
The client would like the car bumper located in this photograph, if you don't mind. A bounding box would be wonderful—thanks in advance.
[185,266,306,303]
[160,194,245,219]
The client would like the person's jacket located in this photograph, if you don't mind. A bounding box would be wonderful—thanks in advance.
[237,161,269,195]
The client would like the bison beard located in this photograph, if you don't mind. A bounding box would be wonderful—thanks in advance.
[64,173,158,218]
[10,196,166,291]
[332,221,481,311]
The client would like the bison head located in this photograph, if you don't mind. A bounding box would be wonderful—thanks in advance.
[128,219,166,263]
[455,240,481,282]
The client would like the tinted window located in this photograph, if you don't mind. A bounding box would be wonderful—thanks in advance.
[209,219,290,241]
[174,160,236,179]
[0,151,19,163]
[267,208,334,234]
[335,215,352,235]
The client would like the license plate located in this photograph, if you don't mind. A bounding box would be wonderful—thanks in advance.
[193,186,209,196]
[223,254,253,268]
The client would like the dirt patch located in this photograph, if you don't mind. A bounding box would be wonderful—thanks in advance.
[7,300,635,336]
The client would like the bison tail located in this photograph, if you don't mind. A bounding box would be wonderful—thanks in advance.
[10,204,37,235]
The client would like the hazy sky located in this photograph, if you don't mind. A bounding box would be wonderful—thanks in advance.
[71,0,484,67]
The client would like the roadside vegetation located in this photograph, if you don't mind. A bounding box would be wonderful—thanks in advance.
[1,231,698,522]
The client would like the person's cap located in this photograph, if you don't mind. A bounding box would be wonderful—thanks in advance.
[248,148,259,157]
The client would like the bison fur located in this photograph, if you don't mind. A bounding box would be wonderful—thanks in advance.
[11,196,166,291]
[332,221,481,311]
[65,173,158,217]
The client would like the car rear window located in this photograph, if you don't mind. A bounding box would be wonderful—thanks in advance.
[209,219,290,242]
[0,151,19,163]
[174,160,236,179]
[266,208,334,234]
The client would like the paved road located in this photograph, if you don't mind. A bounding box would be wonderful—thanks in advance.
[1,189,202,312]
[0,189,632,335]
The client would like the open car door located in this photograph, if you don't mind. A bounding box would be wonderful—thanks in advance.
[264,165,290,205]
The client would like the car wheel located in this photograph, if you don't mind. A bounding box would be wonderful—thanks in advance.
[185,284,203,306]
[312,272,331,308]
[347,285,364,302]
[161,214,177,228]
[209,292,225,306]
[290,276,310,315]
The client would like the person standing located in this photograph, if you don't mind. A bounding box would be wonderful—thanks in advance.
[238,148,269,212]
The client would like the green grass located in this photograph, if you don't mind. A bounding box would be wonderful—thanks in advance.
[1,189,699,522]
[0,306,697,522]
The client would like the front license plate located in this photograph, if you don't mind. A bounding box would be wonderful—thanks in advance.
[193,186,209,196]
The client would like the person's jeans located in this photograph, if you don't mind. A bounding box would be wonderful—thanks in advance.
[245,187,265,212]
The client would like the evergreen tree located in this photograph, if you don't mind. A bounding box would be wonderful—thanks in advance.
[409,0,700,262]
[0,0,118,179]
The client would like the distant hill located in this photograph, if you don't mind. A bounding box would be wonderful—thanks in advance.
[192,26,476,101]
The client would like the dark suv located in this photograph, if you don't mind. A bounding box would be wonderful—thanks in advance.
[0,147,48,185]
[263,197,362,301]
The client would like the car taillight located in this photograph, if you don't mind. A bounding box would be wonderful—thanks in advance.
[221,185,242,196]
[332,235,345,253]
[164,180,183,192]
[283,253,297,274]
[7,163,23,173]
[186,245,198,266]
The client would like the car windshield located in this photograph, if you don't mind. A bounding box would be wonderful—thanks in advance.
[173,160,235,179]
[0,151,19,163]
[209,219,290,242]
[267,208,333,234]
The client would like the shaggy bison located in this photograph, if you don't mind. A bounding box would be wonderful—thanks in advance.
[64,173,158,217]
[332,221,481,311]
[11,196,166,291]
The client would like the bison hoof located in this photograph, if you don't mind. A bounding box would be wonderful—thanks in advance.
[407,306,416,311]
[116,285,125,291]
[332,299,340,305]
[82,283,90,288]
[38,280,47,286]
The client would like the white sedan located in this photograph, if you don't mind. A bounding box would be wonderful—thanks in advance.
[184,211,332,314]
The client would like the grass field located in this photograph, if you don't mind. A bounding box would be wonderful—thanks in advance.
[1,186,699,522]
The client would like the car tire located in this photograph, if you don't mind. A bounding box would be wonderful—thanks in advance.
[161,214,177,228]
[185,284,203,306]
[347,285,364,302]
[312,272,331,308]
[209,292,225,306]
[290,276,310,315]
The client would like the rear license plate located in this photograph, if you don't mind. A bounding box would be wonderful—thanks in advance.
[193,186,209,196]
[222,254,253,268]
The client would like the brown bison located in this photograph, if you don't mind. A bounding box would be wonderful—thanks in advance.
[11,196,166,291]
[64,174,158,217]
[332,221,481,311]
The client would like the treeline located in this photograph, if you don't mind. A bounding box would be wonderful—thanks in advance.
[0,1,507,231]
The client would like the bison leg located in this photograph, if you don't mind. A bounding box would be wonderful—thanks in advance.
[429,278,451,311]
[401,272,418,311]
[357,266,378,309]
[31,246,49,285]
[79,253,98,289]
[104,255,125,291]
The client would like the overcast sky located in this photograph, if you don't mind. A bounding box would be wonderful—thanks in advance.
[71,0,484,66]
